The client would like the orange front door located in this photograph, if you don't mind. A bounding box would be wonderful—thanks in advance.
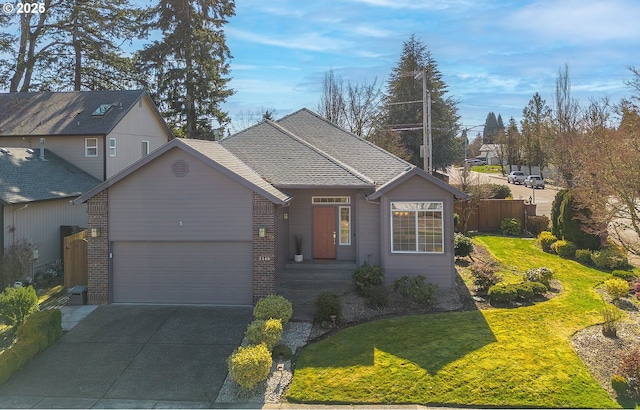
[313,207,336,259]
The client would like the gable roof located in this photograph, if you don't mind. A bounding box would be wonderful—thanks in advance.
[73,138,291,205]
[0,90,171,137]
[0,147,100,204]
[220,120,375,188]
[367,167,469,200]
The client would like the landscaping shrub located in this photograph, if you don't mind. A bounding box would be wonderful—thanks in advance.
[0,286,39,329]
[353,262,384,295]
[527,215,550,236]
[393,275,438,306]
[617,348,640,398]
[364,285,388,309]
[612,270,637,281]
[488,184,512,199]
[591,245,629,271]
[0,309,62,384]
[315,291,341,323]
[536,231,557,253]
[529,281,548,296]
[500,218,521,236]
[601,300,623,337]
[604,278,630,301]
[227,343,272,389]
[272,343,292,361]
[454,233,474,258]
[470,263,500,292]
[551,240,577,259]
[453,213,460,229]
[552,189,601,250]
[244,319,283,351]
[524,267,554,288]
[515,282,534,301]
[611,374,630,397]
[253,295,293,325]
[487,283,517,304]
[575,249,593,266]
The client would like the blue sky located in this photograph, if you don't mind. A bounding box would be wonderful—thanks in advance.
[223,0,640,134]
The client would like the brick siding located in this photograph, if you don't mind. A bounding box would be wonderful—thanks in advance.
[86,190,109,304]
[252,193,278,303]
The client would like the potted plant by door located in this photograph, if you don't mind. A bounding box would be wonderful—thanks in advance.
[294,235,304,262]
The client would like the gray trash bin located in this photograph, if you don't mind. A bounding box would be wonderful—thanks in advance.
[68,286,87,305]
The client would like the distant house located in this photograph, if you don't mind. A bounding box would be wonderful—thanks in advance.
[75,108,468,305]
[0,90,172,270]
[479,144,504,165]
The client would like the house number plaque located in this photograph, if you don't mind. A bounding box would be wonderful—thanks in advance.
[259,256,272,261]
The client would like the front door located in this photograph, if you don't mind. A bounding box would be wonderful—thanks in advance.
[313,207,336,259]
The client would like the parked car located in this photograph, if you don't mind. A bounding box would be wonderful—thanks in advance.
[507,171,526,184]
[524,175,545,189]
[464,158,487,166]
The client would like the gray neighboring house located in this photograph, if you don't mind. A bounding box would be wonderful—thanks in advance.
[74,108,467,306]
[0,147,100,271]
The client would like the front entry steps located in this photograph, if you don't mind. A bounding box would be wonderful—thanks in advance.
[277,260,356,321]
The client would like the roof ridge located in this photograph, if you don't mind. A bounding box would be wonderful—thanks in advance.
[267,120,375,185]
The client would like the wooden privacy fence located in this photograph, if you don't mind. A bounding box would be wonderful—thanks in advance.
[455,199,536,232]
[64,230,88,288]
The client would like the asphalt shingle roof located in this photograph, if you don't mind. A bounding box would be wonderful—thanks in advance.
[0,90,152,137]
[220,120,374,188]
[0,147,101,204]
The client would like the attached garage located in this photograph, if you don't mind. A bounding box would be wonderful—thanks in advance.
[112,241,253,305]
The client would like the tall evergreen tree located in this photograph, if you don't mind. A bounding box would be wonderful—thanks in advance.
[505,117,521,169]
[138,0,235,139]
[381,35,460,170]
[482,112,499,144]
[521,92,553,176]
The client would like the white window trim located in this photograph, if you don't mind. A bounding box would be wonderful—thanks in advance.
[312,196,350,204]
[109,138,116,157]
[390,201,444,254]
[339,206,351,245]
[141,140,149,156]
[85,138,98,157]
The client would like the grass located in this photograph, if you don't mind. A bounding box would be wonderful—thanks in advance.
[471,165,504,174]
[287,235,619,408]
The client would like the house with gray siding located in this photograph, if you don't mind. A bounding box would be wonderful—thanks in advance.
[74,108,467,306]
[0,90,172,272]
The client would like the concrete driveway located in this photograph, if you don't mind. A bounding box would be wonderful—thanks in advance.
[0,305,252,409]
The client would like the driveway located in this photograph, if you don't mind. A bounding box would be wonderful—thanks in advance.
[0,305,252,409]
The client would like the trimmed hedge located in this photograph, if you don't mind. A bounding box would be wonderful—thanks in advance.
[244,319,283,351]
[527,215,550,236]
[0,309,62,384]
[500,218,521,236]
[253,295,292,325]
[612,270,637,281]
[353,262,384,295]
[575,249,593,266]
[537,231,557,253]
[0,286,39,329]
[454,233,474,258]
[227,343,272,389]
[551,240,577,259]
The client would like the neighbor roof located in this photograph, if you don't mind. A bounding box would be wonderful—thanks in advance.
[0,147,100,204]
[0,90,171,137]
[73,138,291,205]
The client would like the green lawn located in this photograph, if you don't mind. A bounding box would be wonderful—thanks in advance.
[287,236,620,408]
[471,165,504,174]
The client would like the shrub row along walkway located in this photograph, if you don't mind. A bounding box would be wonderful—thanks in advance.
[286,236,619,408]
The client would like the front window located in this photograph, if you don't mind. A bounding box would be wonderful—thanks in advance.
[85,138,98,157]
[391,202,444,253]
[339,206,351,245]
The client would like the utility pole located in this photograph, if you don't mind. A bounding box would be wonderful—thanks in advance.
[420,68,432,174]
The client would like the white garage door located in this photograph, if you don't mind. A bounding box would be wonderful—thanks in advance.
[112,241,253,305]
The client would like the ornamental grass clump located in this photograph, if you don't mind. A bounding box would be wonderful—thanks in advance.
[600,300,622,337]
[227,343,272,389]
[253,295,292,325]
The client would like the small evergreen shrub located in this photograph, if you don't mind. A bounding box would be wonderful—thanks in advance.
[470,263,500,292]
[487,283,518,304]
[611,374,630,396]
[500,218,521,236]
[617,348,640,398]
[244,319,283,351]
[353,262,384,295]
[272,344,292,360]
[453,213,460,229]
[612,270,637,281]
[227,343,272,389]
[575,249,593,266]
[489,184,512,199]
[529,281,548,296]
[604,278,630,301]
[253,295,292,325]
[592,246,629,271]
[454,233,474,258]
[393,275,438,306]
[536,231,557,253]
[551,240,577,259]
[0,286,39,329]
[365,285,388,309]
[527,215,550,236]
[524,267,554,288]
[515,283,534,301]
[315,291,341,323]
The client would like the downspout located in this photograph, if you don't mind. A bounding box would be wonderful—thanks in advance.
[102,135,107,181]
[0,203,4,262]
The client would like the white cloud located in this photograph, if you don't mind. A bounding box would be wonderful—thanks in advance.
[226,27,353,52]
[348,0,474,10]
[352,25,396,38]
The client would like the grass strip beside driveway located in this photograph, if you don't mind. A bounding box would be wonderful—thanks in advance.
[287,236,618,408]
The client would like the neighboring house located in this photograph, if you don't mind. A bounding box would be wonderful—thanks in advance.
[74,108,467,306]
[0,147,100,271]
[0,90,173,181]
[479,144,504,165]
[0,90,173,269]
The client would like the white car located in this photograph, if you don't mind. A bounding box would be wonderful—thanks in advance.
[524,175,545,189]
[507,171,525,184]
[464,158,487,166]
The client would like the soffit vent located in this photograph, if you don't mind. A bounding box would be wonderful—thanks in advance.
[172,160,189,177]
